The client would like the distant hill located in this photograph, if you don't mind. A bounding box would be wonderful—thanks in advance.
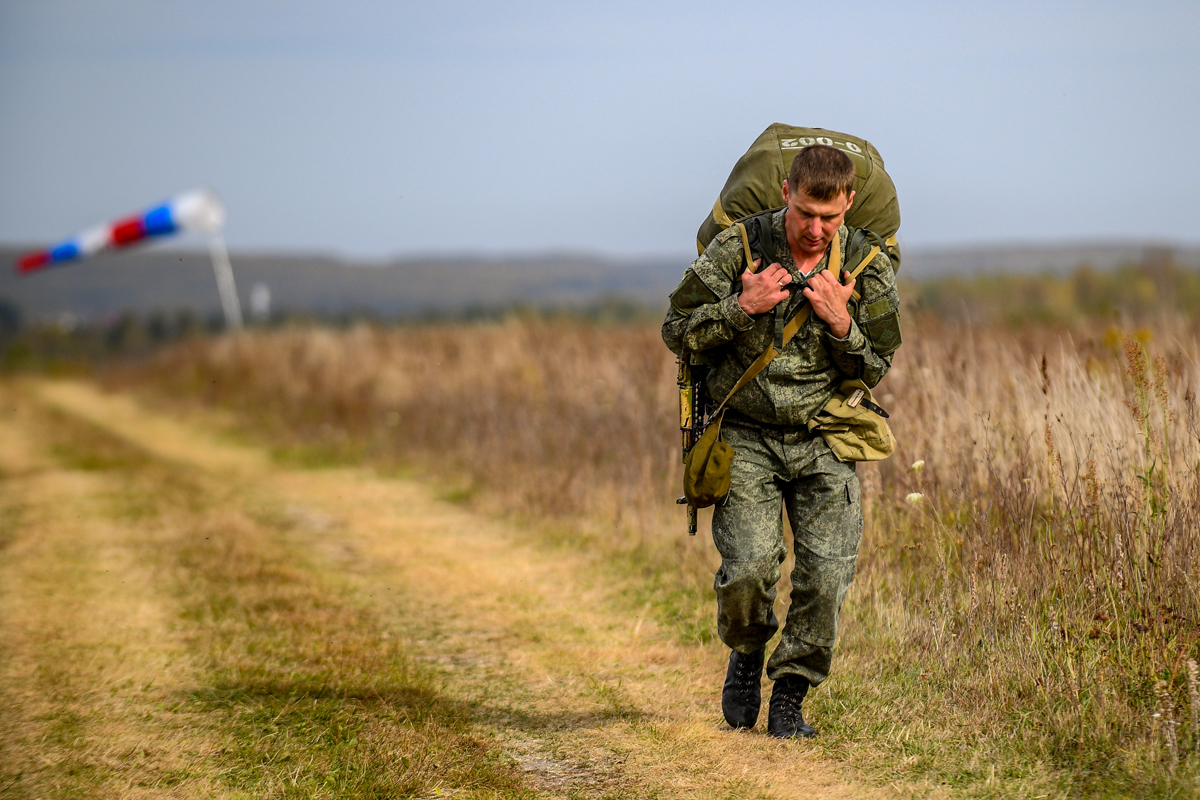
[0,246,688,325]
[1,240,1197,325]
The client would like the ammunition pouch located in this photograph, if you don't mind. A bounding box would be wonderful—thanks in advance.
[808,379,896,462]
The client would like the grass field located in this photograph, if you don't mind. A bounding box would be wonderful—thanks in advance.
[86,304,1200,797]
[4,294,1200,797]
[1,377,887,799]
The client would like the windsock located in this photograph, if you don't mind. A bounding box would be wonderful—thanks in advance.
[16,188,226,274]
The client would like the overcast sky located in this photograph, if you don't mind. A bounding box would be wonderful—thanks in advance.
[2,1,1198,260]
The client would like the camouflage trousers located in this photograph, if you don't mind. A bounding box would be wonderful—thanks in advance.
[712,415,863,687]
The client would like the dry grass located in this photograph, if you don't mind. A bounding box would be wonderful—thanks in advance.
[116,319,683,546]
[105,311,1200,796]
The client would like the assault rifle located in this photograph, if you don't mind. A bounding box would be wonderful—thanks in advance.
[675,356,712,535]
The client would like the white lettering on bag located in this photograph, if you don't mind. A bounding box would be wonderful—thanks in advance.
[779,138,866,160]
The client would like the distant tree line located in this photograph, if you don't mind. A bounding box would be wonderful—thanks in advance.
[2,253,1198,373]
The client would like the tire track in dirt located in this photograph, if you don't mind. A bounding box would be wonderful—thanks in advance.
[0,385,234,798]
[28,378,884,799]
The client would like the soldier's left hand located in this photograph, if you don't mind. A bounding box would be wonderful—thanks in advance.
[803,270,855,338]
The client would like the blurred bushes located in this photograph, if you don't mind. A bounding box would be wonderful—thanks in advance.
[905,249,1200,323]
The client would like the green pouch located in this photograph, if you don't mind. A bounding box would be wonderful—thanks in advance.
[683,409,734,507]
[807,379,896,462]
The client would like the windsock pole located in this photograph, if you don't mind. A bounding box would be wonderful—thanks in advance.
[207,231,243,329]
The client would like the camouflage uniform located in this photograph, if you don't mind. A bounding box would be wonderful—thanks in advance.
[663,208,900,687]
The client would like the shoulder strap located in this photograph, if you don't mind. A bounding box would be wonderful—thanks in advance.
[730,212,774,295]
[735,222,755,273]
[734,210,777,272]
[728,222,757,298]
[753,213,774,264]
[843,228,882,303]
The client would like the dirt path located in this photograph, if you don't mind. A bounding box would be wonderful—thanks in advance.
[0,385,234,798]
[1,378,883,798]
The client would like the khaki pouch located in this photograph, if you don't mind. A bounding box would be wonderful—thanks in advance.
[682,409,734,507]
[807,379,896,462]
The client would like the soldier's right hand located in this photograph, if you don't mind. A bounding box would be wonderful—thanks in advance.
[737,259,792,316]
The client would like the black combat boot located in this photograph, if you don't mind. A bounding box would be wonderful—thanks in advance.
[767,674,817,738]
[721,647,765,729]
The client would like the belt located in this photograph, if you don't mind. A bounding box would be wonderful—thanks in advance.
[724,408,810,433]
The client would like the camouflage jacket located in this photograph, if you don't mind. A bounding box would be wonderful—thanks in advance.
[662,208,901,427]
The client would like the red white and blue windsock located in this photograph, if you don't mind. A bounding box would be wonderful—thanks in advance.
[16,188,226,274]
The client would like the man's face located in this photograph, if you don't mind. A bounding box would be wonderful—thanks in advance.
[782,182,855,260]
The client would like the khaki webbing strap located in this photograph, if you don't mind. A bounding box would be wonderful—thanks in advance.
[711,240,882,416]
[847,245,879,302]
[735,222,755,273]
[712,196,735,228]
[829,226,842,277]
[711,303,813,415]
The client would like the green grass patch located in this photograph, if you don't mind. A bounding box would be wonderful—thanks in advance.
[46,417,155,473]
[440,483,479,504]
[270,441,362,469]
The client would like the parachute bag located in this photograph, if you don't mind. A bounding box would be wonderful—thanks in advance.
[683,409,734,507]
[807,379,896,462]
[696,123,902,271]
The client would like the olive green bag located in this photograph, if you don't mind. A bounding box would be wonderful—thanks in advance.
[682,229,896,506]
[682,408,734,507]
[696,123,902,271]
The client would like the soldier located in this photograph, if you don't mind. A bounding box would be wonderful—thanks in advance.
[662,145,901,738]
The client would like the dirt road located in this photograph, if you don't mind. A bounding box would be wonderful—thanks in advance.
[0,379,881,798]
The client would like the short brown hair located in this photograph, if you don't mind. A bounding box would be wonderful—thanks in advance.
[787,145,855,202]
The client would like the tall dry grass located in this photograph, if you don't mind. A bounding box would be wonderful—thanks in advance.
[109,311,1200,793]
[126,319,682,536]
[844,314,1200,792]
